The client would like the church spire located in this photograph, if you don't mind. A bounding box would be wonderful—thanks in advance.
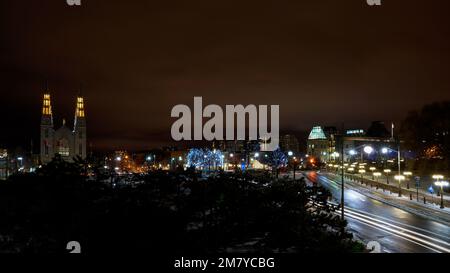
[42,93,53,116]
[75,96,85,118]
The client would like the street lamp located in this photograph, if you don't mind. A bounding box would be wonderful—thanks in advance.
[381,147,402,184]
[434,180,449,209]
[364,146,374,154]
[369,166,376,180]
[394,175,405,197]
[384,169,391,184]
[403,171,413,189]
[332,152,339,162]
[432,174,444,197]
[374,172,382,181]
[358,169,366,179]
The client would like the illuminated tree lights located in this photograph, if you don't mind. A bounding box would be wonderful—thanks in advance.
[186,148,224,170]
[259,148,288,169]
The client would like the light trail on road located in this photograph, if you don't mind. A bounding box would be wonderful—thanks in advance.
[343,207,450,253]
[303,171,450,253]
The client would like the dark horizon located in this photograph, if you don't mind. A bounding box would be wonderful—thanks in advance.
[2,0,450,151]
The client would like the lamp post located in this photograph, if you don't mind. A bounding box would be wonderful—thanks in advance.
[434,180,448,209]
[403,171,412,189]
[384,169,391,184]
[287,151,296,180]
[358,169,366,179]
[394,175,405,197]
[17,157,23,172]
[362,146,373,164]
[369,167,376,180]
[374,172,381,181]
[432,174,444,197]
[381,146,402,183]
[381,147,388,169]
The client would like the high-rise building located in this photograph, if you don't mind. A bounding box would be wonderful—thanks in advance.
[40,91,87,163]
[280,134,300,154]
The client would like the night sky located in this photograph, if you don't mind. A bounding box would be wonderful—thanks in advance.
[1,0,450,151]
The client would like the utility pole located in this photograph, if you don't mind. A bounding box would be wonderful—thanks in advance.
[341,123,345,221]
[397,139,402,197]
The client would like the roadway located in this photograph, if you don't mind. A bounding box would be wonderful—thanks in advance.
[303,171,450,253]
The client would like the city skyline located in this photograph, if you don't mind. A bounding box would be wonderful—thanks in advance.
[2,0,450,258]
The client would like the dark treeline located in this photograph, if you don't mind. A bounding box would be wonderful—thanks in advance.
[400,101,450,174]
[0,157,363,254]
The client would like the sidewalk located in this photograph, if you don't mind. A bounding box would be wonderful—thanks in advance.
[323,172,450,224]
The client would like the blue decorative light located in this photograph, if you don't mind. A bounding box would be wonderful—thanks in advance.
[187,148,224,169]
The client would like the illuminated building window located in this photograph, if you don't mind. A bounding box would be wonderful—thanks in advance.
[57,139,70,157]
[58,147,70,157]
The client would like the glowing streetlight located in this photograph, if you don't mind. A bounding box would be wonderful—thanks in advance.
[358,169,366,178]
[374,172,382,181]
[254,152,259,158]
[434,180,449,209]
[394,175,405,197]
[432,174,444,180]
[403,171,413,189]
[364,146,374,154]
[381,147,389,154]
[432,174,445,199]
[288,151,293,157]
[369,167,376,179]
[384,169,391,184]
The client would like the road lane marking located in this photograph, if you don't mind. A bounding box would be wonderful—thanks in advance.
[344,211,450,253]
[345,209,450,247]
[345,206,450,242]
[346,216,441,253]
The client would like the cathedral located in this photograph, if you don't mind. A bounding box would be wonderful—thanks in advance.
[40,92,87,163]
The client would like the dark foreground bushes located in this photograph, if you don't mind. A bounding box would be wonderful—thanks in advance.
[0,160,363,254]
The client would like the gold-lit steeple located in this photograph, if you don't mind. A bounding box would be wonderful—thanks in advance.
[75,96,85,118]
[42,93,52,116]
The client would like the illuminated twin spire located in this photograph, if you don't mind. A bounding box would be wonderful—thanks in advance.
[75,96,85,118]
[42,93,53,116]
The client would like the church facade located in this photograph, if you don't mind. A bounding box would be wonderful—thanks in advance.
[40,92,87,163]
